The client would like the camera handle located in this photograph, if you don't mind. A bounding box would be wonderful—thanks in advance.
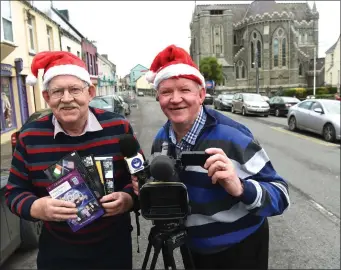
[142,225,195,270]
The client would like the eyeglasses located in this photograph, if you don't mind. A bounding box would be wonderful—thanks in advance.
[48,85,88,99]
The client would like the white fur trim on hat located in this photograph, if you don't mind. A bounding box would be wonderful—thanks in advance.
[153,64,205,89]
[42,64,91,90]
[26,74,38,86]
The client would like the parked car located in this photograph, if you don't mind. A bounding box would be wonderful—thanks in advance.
[287,99,340,142]
[137,91,144,97]
[231,93,270,116]
[204,93,214,105]
[11,108,52,153]
[262,96,270,103]
[92,95,125,116]
[213,94,234,111]
[117,96,131,116]
[269,96,301,117]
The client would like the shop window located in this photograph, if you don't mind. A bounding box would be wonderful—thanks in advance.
[0,77,16,132]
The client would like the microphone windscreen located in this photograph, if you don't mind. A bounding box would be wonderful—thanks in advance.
[150,155,174,182]
[119,134,139,158]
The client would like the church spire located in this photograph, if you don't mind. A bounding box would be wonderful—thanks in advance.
[312,1,317,12]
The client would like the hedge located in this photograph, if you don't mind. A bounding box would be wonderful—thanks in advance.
[281,86,338,98]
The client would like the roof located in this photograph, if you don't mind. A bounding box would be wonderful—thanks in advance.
[51,7,84,38]
[195,1,311,23]
[130,64,149,72]
[326,35,340,54]
[308,57,325,71]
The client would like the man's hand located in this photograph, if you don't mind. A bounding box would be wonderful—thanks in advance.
[132,176,139,195]
[100,192,133,217]
[30,196,78,222]
[204,148,244,197]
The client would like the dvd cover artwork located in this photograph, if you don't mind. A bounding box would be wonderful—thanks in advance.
[94,157,114,194]
[46,169,104,232]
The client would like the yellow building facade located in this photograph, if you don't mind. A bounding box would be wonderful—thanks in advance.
[1,0,61,143]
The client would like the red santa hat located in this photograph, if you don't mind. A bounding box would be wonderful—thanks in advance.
[145,45,205,89]
[26,51,91,90]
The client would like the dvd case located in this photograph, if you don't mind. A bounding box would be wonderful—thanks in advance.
[94,157,115,194]
[44,151,105,198]
[46,169,105,232]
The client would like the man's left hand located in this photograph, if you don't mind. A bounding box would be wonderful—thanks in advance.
[100,192,133,217]
[204,148,243,197]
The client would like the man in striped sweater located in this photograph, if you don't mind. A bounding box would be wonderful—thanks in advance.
[132,45,290,269]
[5,51,139,269]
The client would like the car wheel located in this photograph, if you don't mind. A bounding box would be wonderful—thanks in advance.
[323,124,336,142]
[288,116,297,131]
[231,106,235,113]
[263,114,269,117]
[242,107,247,116]
[20,219,42,250]
[275,109,280,117]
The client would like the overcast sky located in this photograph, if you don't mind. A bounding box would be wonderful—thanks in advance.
[33,1,340,78]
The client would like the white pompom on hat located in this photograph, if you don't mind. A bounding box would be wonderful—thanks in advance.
[26,51,91,90]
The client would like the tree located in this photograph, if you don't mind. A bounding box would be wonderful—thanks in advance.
[199,57,223,85]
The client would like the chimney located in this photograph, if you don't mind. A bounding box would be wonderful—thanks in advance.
[58,9,70,21]
[102,54,108,59]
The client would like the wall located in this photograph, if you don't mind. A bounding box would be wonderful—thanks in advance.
[136,75,153,90]
[129,64,148,89]
[325,38,340,87]
[61,35,81,57]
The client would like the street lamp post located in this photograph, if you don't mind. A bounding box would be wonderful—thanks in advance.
[255,47,260,94]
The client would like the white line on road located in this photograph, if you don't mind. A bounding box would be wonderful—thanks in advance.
[309,199,340,225]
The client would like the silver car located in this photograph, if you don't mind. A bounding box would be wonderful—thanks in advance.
[231,93,270,117]
[287,99,340,142]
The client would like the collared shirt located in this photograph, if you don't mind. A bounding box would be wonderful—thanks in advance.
[52,110,103,138]
[169,106,207,157]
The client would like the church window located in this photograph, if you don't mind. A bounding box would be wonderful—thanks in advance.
[212,25,223,55]
[236,60,246,79]
[234,34,237,45]
[257,40,262,68]
[299,63,303,76]
[272,28,287,69]
[282,38,286,66]
[273,39,279,67]
[250,31,262,69]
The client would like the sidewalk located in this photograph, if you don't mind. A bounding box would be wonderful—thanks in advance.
[1,141,13,170]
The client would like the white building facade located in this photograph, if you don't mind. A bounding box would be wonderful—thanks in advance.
[325,35,340,90]
[97,53,116,96]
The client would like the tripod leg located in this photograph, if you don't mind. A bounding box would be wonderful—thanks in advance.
[180,245,196,270]
[149,239,163,270]
[162,245,170,269]
[141,240,153,270]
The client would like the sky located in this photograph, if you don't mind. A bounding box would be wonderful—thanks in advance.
[32,1,340,78]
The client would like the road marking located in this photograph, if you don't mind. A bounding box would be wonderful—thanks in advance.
[309,199,340,225]
[271,127,336,146]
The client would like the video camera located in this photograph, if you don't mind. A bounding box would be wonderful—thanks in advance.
[119,134,210,222]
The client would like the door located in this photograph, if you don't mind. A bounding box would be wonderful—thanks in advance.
[19,76,29,124]
[296,101,314,129]
[308,101,326,134]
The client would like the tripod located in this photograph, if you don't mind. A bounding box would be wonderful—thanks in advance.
[141,221,195,270]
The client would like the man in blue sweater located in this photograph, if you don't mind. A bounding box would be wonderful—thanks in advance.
[6,51,139,269]
[132,45,290,269]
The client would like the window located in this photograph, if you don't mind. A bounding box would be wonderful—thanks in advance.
[282,38,286,66]
[1,1,14,42]
[46,26,52,51]
[77,51,80,58]
[272,28,287,68]
[210,10,223,15]
[250,31,262,68]
[212,25,223,55]
[0,77,16,131]
[27,15,35,52]
[234,34,237,45]
[298,101,313,110]
[330,72,332,84]
[273,39,279,67]
[299,63,303,76]
[67,46,71,52]
[236,60,246,79]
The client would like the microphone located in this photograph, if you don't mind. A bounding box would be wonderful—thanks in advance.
[119,134,145,174]
[149,155,176,182]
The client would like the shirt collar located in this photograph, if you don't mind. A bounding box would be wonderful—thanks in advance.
[169,106,207,148]
[52,109,103,138]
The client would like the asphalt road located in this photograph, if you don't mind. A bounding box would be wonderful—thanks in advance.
[3,96,340,269]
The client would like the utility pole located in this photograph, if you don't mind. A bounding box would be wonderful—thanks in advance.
[313,46,316,96]
[255,46,260,94]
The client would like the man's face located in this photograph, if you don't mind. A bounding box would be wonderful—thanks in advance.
[43,75,95,125]
[157,78,206,126]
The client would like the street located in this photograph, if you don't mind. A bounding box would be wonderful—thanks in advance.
[2,96,340,269]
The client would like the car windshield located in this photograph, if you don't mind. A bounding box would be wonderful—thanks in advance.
[282,97,300,103]
[323,101,341,114]
[243,94,264,102]
[222,95,233,100]
[90,98,112,110]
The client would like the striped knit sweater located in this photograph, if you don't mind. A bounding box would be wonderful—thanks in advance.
[152,107,290,253]
[5,107,139,244]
